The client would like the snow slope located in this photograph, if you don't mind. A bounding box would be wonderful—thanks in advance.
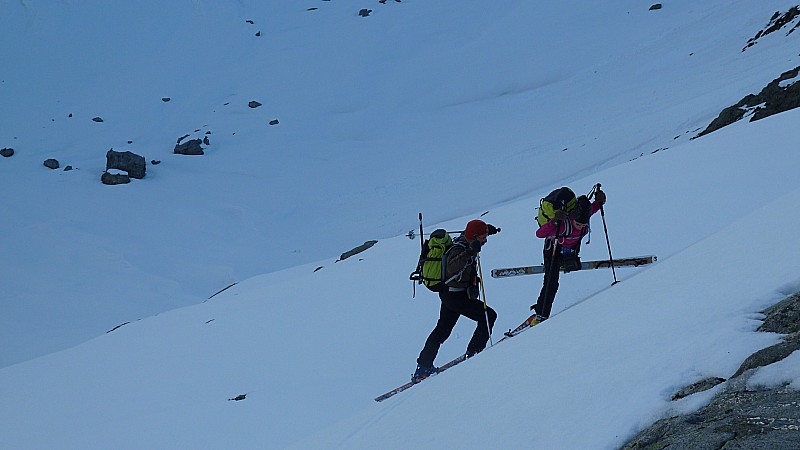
[2,0,800,448]
[2,105,800,450]
[2,0,798,368]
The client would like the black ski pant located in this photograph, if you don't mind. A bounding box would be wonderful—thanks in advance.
[534,243,562,319]
[417,288,497,367]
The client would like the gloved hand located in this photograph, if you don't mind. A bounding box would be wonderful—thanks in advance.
[553,210,568,222]
[487,224,501,235]
[595,189,606,205]
[469,238,482,254]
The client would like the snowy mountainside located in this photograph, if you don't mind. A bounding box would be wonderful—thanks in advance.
[2,0,799,367]
[2,105,800,450]
[2,0,800,448]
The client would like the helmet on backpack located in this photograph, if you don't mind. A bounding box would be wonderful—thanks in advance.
[572,196,591,224]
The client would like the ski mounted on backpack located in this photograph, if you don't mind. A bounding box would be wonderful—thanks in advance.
[491,255,657,278]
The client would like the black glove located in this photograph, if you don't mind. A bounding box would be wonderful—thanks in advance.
[553,210,568,222]
[487,224,501,235]
[595,189,606,205]
[469,238,482,254]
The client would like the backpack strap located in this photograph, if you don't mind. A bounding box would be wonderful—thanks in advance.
[443,240,473,286]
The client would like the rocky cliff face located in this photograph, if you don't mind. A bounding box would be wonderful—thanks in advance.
[622,293,800,450]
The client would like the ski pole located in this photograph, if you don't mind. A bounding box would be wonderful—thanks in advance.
[412,213,424,298]
[418,212,424,256]
[592,184,619,285]
[476,256,493,347]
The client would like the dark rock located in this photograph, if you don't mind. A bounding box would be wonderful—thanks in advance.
[759,293,800,334]
[101,171,131,185]
[359,9,372,17]
[43,159,59,169]
[177,134,190,144]
[228,394,247,401]
[623,375,800,450]
[248,101,262,108]
[106,322,130,333]
[731,334,800,379]
[92,117,104,123]
[339,240,378,261]
[106,149,146,179]
[269,119,280,125]
[174,139,204,155]
[255,31,261,37]
[64,165,73,171]
[161,97,171,102]
[203,136,210,146]
[623,292,800,449]
[744,7,800,51]
[696,66,800,138]
[671,377,726,401]
[151,160,161,165]
[649,4,662,11]
[0,147,13,157]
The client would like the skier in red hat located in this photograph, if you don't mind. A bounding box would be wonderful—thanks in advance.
[413,219,498,382]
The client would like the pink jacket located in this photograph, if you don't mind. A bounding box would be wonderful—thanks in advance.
[536,200,602,249]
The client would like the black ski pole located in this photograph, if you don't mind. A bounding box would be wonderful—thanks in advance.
[412,212,424,298]
[592,183,618,285]
[418,212,424,255]
[477,257,493,347]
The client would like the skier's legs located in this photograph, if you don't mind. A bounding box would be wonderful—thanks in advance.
[535,246,561,318]
[441,291,496,356]
[466,303,496,356]
[417,297,460,367]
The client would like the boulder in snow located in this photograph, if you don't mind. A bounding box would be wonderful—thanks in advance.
[106,149,146,179]
[173,139,204,155]
[101,171,131,185]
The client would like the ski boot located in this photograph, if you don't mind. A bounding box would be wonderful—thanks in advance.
[411,364,438,383]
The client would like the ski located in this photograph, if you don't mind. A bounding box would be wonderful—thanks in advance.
[492,313,545,345]
[375,313,543,401]
[491,255,656,278]
[505,313,543,337]
[374,354,468,402]
[375,310,552,401]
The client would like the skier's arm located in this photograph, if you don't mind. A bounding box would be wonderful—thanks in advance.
[536,220,561,238]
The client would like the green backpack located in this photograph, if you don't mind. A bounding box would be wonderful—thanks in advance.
[410,228,453,292]
[536,187,577,226]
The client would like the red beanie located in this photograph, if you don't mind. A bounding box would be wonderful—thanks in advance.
[464,220,488,241]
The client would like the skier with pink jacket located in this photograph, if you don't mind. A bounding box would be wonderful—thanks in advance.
[531,190,606,320]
